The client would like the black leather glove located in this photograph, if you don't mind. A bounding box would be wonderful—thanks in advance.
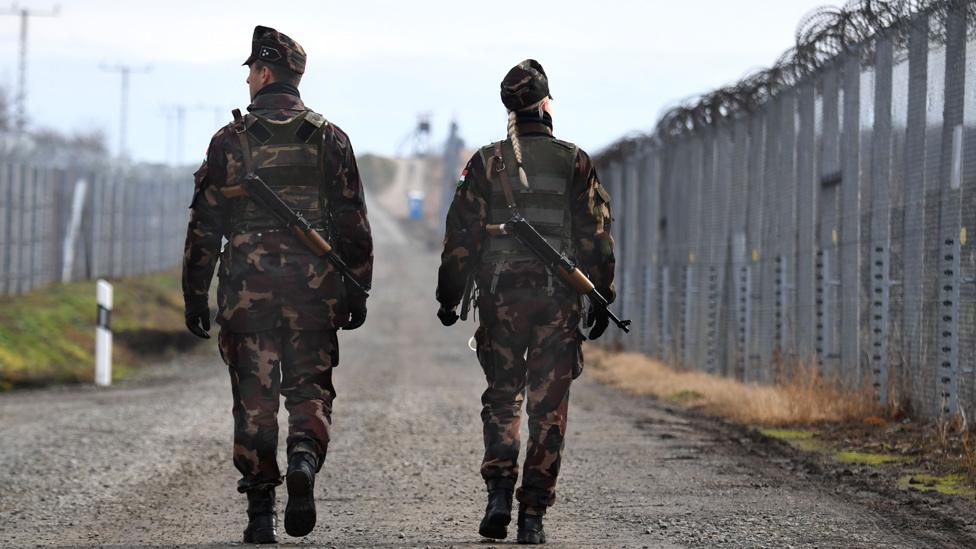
[437,304,459,326]
[184,297,211,339]
[584,302,610,341]
[344,294,367,330]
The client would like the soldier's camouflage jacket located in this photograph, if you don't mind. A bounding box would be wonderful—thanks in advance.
[183,92,373,332]
[436,121,615,309]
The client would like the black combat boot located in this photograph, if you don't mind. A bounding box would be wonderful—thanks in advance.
[243,487,278,544]
[516,505,546,545]
[478,489,513,539]
[284,451,318,537]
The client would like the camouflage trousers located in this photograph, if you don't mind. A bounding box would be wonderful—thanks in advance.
[218,327,338,493]
[475,285,582,508]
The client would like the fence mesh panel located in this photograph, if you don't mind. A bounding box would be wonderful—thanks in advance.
[0,163,190,296]
[596,3,976,417]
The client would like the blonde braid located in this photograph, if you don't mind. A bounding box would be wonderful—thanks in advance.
[507,110,530,188]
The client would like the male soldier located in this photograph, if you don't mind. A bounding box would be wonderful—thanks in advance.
[435,60,615,544]
[182,26,373,544]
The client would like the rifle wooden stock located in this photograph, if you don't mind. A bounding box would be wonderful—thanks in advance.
[556,266,596,295]
[291,226,334,256]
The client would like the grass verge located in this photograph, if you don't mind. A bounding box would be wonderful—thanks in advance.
[0,269,201,390]
[584,345,879,425]
[585,344,976,497]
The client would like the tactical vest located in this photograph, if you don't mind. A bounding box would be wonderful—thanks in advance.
[480,135,578,265]
[230,110,329,233]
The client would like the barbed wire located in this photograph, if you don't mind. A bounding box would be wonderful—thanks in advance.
[600,0,972,163]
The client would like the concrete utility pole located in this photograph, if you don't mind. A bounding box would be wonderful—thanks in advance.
[1,4,59,134]
[101,64,151,159]
[162,104,187,165]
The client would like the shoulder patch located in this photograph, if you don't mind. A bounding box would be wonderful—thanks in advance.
[189,160,208,209]
[304,111,327,128]
[193,160,208,186]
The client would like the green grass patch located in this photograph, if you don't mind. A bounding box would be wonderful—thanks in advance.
[835,451,911,465]
[0,269,197,390]
[758,428,825,451]
[898,474,976,497]
[759,428,818,440]
[669,389,705,402]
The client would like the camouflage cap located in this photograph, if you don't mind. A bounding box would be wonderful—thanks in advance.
[500,59,552,111]
[243,25,306,75]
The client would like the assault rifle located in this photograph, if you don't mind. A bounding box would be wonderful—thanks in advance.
[220,176,370,297]
[486,214,630,333]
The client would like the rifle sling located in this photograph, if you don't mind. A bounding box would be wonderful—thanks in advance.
[492,142,519,214]
[232,108,256,176]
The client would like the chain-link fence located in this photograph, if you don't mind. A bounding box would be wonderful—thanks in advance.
[597,0,976,418]
[0,162,190,295]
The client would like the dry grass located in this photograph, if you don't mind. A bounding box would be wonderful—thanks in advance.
[961,430,976,487]
[585,345,881,426]
[935,410,976,487]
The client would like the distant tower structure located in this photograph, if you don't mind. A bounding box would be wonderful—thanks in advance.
[397,113,432,158]
[394,113,434,224]
[440,119,465,234]
[1,4,60,135]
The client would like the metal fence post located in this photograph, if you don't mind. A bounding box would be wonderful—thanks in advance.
[934,8,966,415]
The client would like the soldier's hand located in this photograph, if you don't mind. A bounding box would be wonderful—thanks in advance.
[184,298,211,339]
[437,304,459,327]
[344,296,367,330]
[587,306,610,340]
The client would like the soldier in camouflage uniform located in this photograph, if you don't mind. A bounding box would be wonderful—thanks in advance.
[436,59,615,544]
[182,26,373,544]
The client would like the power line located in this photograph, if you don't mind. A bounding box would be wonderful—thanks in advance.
[101,64,151,159]
[0,4,60,135]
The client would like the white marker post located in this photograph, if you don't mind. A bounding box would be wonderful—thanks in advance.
[95,279,113,387]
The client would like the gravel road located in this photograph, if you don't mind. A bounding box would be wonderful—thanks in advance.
[2,211,976,548]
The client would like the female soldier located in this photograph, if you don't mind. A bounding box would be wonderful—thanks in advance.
[435,59,616,544]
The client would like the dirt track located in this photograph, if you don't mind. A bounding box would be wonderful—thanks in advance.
[3,210,976,548]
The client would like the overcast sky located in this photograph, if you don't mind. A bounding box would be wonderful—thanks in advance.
[0,0,834,165]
